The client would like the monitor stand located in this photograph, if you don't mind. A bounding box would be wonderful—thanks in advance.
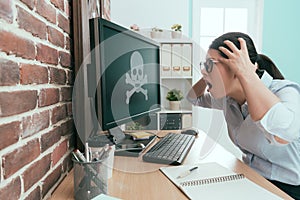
[109,126,126,144]
[108,126,156,157]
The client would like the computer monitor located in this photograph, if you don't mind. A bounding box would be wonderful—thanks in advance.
[89,18,161,142]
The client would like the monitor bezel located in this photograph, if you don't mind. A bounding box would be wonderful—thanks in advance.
[89,18,161,132]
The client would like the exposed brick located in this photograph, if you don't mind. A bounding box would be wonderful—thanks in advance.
[66,70,74,85]
[36,43,58,65]
[0,90,37,117]
[66,35,71,51]
[41,126,61,152]
[62,153,73,173]
[60,86,72,101]
[22,154,51,192]
[51,104,67,124]
[60,118,74,136]
[66,1,71,18]
[0,0,73,196]
[50,0,64,12]
[20,63,48,85]
[68,134,75,152]
[66,102,72,116]
[58,12,70,34]
[0,121,21,150]
[17,6,47,40]
[52,140,67,166]
[0,0,13,23]
[0,176,21,200]
[49,66,66,85]
[22,110,50,138]
[59,51,71,68]
[24,186,41,200]
[0,29,35,59]
[0,59,19,86]
[36,0,56,24]
[42,164,62,197]
[48,26,64,48]
[3,139,40,178]
[38,88,59,107]
[20,0,35,10]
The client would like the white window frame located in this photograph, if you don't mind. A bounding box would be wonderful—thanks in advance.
[192,0,264,52]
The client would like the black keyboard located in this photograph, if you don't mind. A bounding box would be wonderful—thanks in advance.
[142,133,195,165]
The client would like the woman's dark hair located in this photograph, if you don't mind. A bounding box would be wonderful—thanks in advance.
[209,32,284,79]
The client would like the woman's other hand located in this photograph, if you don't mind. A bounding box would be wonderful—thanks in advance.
[218,38,257,78]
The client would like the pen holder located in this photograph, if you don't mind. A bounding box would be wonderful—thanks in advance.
[90,145,115,179]
[73,158,108,200]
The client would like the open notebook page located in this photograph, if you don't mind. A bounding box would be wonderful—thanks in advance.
[160,162,282,200]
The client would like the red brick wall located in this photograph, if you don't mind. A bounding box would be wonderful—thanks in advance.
[0,0,74,199]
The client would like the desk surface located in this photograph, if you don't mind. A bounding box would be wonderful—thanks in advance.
[50,130,292,200]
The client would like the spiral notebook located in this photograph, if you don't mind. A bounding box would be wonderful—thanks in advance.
[160,162,282,200]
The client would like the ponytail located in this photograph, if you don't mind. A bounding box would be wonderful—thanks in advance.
[256,54,285,80]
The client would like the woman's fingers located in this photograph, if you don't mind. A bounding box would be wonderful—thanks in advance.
[238,38,247,51]
[238,38,250,58]
[218,46,233,58]
[224,40,240,53]
[218,40,239,58]
[217,37,255,77]
[219,38,249,58]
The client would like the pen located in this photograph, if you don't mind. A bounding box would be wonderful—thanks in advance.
[98,144,110,160]
[73,149,87,162]
[71,151,80,162]
[85,142,90,162]
[177,166,198,179]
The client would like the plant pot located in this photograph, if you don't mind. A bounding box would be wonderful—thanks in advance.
[169,101,181,110]
[171,31,182,39]
[151,31,162,38]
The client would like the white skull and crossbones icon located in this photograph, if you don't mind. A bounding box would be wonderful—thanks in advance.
[125,51,148,104]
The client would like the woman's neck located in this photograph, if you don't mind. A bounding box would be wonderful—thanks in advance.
[228,82,246,105]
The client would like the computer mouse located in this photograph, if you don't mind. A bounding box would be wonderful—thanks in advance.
[181,129,198,136]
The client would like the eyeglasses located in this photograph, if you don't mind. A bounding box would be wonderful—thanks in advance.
[200,59,219,73]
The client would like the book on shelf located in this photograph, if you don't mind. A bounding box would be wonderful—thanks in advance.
[160,162,282,200]
[161,44,172,77]
[171,44,182,76]
[181,44,192,77]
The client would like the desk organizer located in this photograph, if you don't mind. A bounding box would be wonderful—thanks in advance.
[73,158,108,200]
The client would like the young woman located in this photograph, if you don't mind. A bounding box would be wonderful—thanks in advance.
[187,32,300,199]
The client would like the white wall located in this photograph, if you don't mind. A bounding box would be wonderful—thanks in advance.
[111,0,189,36]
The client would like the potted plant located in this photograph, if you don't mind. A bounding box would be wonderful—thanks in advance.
[130,24,140,31]
[171,24,182,39]
[150,27,163,38]
[126,121,143,130]
[166,89,184,110]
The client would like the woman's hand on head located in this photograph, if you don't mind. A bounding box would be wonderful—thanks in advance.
[218,38,256,78]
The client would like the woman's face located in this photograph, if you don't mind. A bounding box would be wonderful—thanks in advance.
[201,49,235,99]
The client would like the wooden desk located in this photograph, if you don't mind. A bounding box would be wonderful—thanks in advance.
[51,130,292,200]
